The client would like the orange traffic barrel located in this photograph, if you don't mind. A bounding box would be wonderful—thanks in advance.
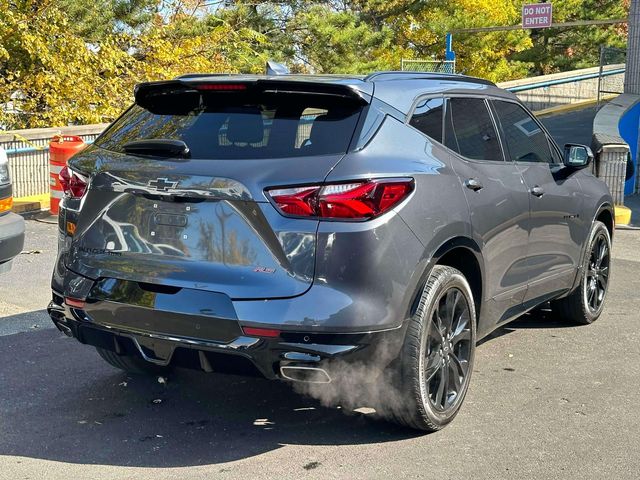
[49,135,85,214]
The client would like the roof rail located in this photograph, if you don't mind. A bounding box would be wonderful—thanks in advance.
[364,71,495,86]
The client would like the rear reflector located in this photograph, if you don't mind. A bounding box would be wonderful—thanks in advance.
[242,327,281,338]
[66,221,77,236]
[195,84,247,91]
[64,297,86,309]
[267,178,414,220]
[0,197,12,213]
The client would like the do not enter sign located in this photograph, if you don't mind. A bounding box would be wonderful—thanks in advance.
[522,3,553,29]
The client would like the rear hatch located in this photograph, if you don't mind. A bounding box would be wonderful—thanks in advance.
[66,79,367,299]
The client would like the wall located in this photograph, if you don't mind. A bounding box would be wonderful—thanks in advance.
[499,64,625,111]
[593,93,639,197]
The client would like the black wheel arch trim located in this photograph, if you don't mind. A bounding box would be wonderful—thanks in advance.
[566,200,614,295]
[407,236,485,324]
[595,201,615,237]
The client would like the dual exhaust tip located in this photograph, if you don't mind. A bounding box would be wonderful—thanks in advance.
[280,365,331,384]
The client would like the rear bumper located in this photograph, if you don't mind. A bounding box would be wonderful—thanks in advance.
[0,212,25,266]
[48,290,406,381]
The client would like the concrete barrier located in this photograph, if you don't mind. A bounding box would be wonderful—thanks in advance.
[499,64,624,112]
[593,94,640,197]
[592,94,638,226]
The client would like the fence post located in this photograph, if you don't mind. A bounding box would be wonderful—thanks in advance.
[597,45,604,107]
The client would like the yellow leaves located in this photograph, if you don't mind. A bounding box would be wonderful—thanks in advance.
[0,2,259,129]
[384,0,531,81]
[454,0,518,25]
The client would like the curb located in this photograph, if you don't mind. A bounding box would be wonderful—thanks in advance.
[614,205,632,227]
[533,95,617,117]
[12,194,50,216]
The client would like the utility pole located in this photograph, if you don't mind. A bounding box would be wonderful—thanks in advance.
[625,0,640,94]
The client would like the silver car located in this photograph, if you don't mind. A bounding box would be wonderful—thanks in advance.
[48,72,613,431]
[0,147,25,274]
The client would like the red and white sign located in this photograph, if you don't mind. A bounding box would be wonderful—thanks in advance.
[522,3,553,29]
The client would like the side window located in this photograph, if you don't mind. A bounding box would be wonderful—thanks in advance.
[409,97,444,143]
[492,100,555,164]
[444,97,503,161]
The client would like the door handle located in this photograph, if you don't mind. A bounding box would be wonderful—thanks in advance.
[464,178,483,191]
[530,185,545,197]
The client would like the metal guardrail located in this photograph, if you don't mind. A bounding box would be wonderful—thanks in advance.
[499,64,626,112]
[505,67,625,93]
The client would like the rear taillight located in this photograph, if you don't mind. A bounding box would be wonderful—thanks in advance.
[59,166,88,198]
[267,178,414,220]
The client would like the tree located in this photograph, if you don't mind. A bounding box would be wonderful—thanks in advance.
[513,0,629,75]
[288,5,400,73]
[0,0,631,130]
[218,1,405,73]
[217,0,531,79]
[0,0,265,129]
[56,0,157,42]
[368,0,532,81]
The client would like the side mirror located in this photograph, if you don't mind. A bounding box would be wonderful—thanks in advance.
[564,144,593,169]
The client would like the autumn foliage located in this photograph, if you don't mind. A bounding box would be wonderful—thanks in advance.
[0,0,628,129]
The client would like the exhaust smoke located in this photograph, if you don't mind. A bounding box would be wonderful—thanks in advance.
[289,340,409,420]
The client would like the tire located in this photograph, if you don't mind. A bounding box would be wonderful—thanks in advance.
[96,347,173,376]
[388,265,477,431]
[551,220,611,325]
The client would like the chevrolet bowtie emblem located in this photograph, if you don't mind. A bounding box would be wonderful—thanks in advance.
[147,178,178,191]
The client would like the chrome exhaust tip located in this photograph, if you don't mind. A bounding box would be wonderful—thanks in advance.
[55,321,73,337]
[280,365,331,384]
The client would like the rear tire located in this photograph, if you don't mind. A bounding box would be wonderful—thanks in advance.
[388,265,476,431]
[96,348,173,376]
[551,221,611,325]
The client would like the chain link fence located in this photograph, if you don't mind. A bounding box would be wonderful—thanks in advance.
[401,59,456,74]
[598,46,626,106]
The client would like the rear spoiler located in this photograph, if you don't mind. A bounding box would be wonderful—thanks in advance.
[134,79,371,112]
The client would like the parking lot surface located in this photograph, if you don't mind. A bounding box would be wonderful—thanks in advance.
[0,218,639,480]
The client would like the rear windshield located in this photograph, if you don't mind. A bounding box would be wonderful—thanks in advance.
[95,90,363,159]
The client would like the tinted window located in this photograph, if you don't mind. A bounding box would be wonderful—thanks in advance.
[409,97,443,142]
[96,92,362,159]
[492,100,554,164]
[444,98,502,161]
[296,108,329,147]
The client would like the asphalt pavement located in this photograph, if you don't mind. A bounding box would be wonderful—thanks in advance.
[0,216,57,336]
[539,105,599,148]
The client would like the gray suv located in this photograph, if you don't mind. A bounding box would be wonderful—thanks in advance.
[48,72,613,431]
